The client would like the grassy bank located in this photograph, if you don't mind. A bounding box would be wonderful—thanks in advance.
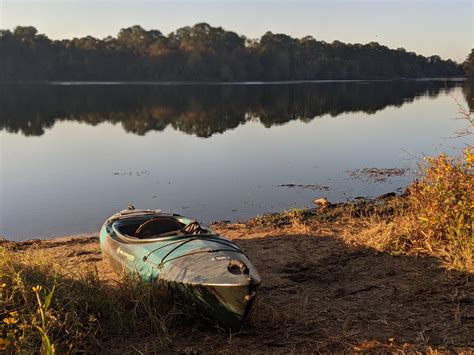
[1,149,472,353]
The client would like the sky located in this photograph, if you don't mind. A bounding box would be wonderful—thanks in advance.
[0,0,472,62]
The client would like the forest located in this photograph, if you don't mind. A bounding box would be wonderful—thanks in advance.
[0,24,468,81]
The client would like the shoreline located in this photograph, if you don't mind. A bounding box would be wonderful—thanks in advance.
[1,192,404,243]
[0,77,467,86]
[2,195,473,352]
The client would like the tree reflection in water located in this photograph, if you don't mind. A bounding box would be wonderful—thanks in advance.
[0,80,469,137]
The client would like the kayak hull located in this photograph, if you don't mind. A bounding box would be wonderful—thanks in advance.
[99,209,261,329]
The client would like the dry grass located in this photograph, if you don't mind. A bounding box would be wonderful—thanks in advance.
[343,148,473,272]
[0,247,198,353]
[404,148,473,271]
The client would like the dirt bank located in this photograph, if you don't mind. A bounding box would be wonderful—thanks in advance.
[4,218,473,353]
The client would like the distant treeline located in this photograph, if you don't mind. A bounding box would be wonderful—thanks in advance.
[0,24,469,81]
[0,80,469,137]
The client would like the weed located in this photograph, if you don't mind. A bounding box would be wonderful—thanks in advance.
[0,248,196,353]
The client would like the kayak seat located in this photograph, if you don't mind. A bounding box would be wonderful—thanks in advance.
[118,224,141,236]
[135,217,184,239]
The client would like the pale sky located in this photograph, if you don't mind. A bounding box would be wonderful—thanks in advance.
[0,0,472,62]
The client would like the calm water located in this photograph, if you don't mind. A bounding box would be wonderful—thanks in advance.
[0,80,471,240]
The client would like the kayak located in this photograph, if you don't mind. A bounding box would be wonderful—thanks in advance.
[99,206,261,330]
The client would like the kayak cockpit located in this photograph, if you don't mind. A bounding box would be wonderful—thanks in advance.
[110,214,212,243]
[119,216,185,238]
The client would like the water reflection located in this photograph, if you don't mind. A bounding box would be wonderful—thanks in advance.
[462,80,474,111]
[0,80,468,138]
[0,80,471,239]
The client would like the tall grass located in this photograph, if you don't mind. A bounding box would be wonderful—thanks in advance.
[344,148,473,272]
[0,248,194,353]
[399,148,473,271]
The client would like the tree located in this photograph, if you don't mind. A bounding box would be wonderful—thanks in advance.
[13,26,38,41]
[464,49,474,77]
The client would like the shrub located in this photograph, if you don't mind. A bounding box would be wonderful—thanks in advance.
[397,147,473,271]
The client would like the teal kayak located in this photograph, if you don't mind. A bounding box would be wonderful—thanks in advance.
[99,207,261,330]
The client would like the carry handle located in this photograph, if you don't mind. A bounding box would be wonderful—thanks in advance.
[228,259,249,275]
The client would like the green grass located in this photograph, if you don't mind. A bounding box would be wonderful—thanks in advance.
[248,197,408,229]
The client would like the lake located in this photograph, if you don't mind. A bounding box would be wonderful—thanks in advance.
[0,79,471,240]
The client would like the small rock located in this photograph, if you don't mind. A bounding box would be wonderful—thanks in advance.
[313,197,331,208]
